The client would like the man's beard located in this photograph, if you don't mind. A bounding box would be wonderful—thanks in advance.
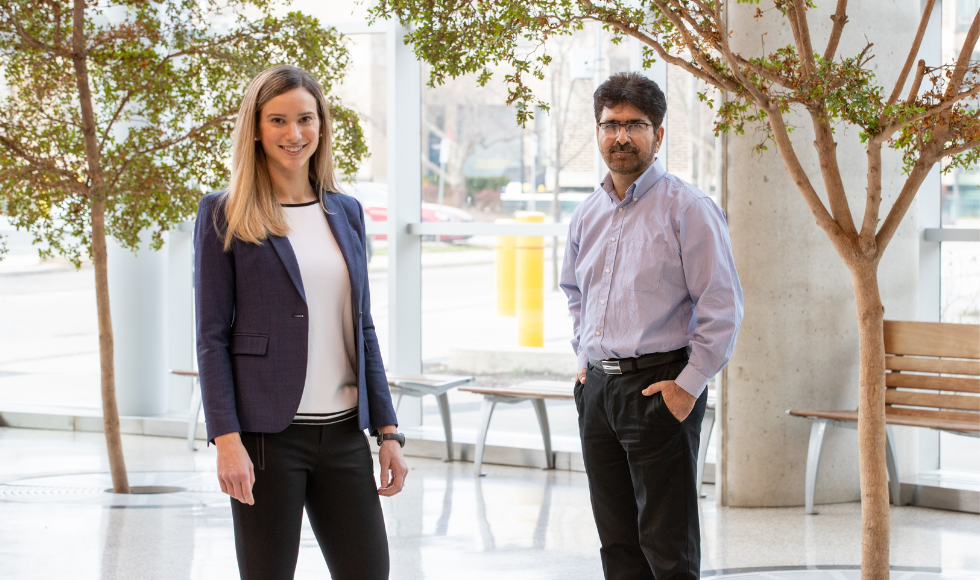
[601,141,655,175]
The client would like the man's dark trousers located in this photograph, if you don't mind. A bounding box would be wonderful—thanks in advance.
[575,355,707,580]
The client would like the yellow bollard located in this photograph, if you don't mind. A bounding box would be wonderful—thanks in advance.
[495,219,516,316]
[516,211,545,347]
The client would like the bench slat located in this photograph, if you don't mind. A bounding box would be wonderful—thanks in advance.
[885,389,980,411]
[885,372,980,393]
[788,409,979,433]
[386,374,473,388]
[460,382,575,400]
[885,405,980,425]
[884,320,980,359]
[885,356,980,376]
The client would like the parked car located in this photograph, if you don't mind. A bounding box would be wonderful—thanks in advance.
[340,181,473,243]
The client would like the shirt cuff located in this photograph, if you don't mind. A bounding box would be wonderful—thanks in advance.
[674,364,709,399]
[577,350,590,372]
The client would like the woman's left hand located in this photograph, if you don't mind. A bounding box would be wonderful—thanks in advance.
[378,428,409,496]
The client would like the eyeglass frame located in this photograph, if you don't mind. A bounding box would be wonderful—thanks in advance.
[597,122,656,139]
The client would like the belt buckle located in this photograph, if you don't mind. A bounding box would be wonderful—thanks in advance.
[600,359,623,375]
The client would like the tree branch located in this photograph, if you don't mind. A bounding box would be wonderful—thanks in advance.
[1,8,70,56]
[941,138,980,158]
[809,110,857,237]
[646,0,736,91]
[906,59,926,102]
[788,0,816,78]
[598,17,734,91]
[122,111,236,159]
[886,0,936,108]
[875,84,980,141]
[860,140,883,253]
[0,136,80,182]
[944,8,980,99]
[713,0,771,105]
[875,153,936,252]
[822,0,849,62]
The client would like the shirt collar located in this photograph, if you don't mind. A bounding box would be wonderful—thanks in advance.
[599,158,666,205]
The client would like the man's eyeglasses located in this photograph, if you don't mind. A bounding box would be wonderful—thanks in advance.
[598,122,654,138]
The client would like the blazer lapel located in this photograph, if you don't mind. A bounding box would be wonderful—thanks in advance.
[268,235,307,303]
[322,194,363,311]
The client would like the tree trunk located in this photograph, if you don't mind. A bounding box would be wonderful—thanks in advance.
[92,199,130,494]
[72,0,130,493]
[850,261,889,580]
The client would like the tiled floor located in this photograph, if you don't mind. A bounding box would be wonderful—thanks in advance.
[0,427,977,579]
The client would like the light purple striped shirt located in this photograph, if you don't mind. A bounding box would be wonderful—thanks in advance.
[560,159,743,398]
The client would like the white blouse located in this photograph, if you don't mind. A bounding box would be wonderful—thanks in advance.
[282,200,358,424]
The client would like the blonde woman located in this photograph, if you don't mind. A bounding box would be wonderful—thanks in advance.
[194,65,407,580]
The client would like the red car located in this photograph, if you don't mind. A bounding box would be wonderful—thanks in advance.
[342,182,474,242]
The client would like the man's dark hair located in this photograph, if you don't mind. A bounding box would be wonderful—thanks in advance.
[593,72,666,128]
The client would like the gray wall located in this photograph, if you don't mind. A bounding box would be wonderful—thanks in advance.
[719,0,922,507]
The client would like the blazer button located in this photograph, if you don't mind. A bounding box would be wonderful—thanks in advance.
[293,314,304,318]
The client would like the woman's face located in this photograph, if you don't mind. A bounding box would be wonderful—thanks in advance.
[257,87,321,175]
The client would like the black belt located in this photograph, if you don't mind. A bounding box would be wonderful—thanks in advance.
[589,347,690,375]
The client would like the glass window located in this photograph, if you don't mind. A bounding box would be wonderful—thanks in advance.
[938,0,980,474]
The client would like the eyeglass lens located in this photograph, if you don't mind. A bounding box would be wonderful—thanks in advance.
[600,123,649,137]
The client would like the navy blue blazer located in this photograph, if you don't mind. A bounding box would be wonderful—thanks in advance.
[193,190,397,443]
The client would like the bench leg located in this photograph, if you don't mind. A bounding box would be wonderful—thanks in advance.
[697,406,715,498]
[474,397,497,477]
[436,392,454,462]
[187,378,202,451]
[392,391,403,413]
[531,399,554,470]
[805,420,829,515]
[886,425,901,507]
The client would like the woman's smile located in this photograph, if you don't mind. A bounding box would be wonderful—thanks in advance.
[278,143,308,155]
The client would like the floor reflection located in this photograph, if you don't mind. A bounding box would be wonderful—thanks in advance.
[0,428,976,580]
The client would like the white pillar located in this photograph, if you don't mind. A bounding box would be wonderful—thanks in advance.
[167,222,195,413]
[107,231,169,416]
[720,0,921,506]
[387,22,423,427]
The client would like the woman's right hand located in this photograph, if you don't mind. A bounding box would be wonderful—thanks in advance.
[215,432,255,505]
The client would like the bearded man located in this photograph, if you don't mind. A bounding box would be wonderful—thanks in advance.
[560,72,743,580]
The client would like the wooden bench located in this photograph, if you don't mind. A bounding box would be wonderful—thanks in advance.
[788,320,980,514]
[171,370,473,459]
[461,381,717,497]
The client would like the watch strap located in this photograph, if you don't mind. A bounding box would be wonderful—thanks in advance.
[376,432,405,448]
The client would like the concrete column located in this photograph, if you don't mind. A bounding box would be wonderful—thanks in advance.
[107,231,169,417]
[167,222,195,414]
[720,0,921,506]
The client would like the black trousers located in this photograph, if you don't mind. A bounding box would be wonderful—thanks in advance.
[575,358,707,580]
[231,419,389,580]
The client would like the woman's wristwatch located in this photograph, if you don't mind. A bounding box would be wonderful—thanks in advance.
[376,432,406,448]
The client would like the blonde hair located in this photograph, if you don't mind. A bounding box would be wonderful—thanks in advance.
[222,65,339,251]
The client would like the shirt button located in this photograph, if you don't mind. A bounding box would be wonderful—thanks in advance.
[595,331,601,336]
[633,198,637,202]
[619,208,624,212]
[605,268,610,273]
[611,237,616,242]
[600,300,605,305]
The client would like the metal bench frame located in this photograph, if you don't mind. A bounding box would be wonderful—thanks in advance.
[389,375,474,462]
[468,383,717,497]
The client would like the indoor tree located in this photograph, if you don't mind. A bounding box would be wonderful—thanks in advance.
[0,0,367,493]
[370,0,980,576]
